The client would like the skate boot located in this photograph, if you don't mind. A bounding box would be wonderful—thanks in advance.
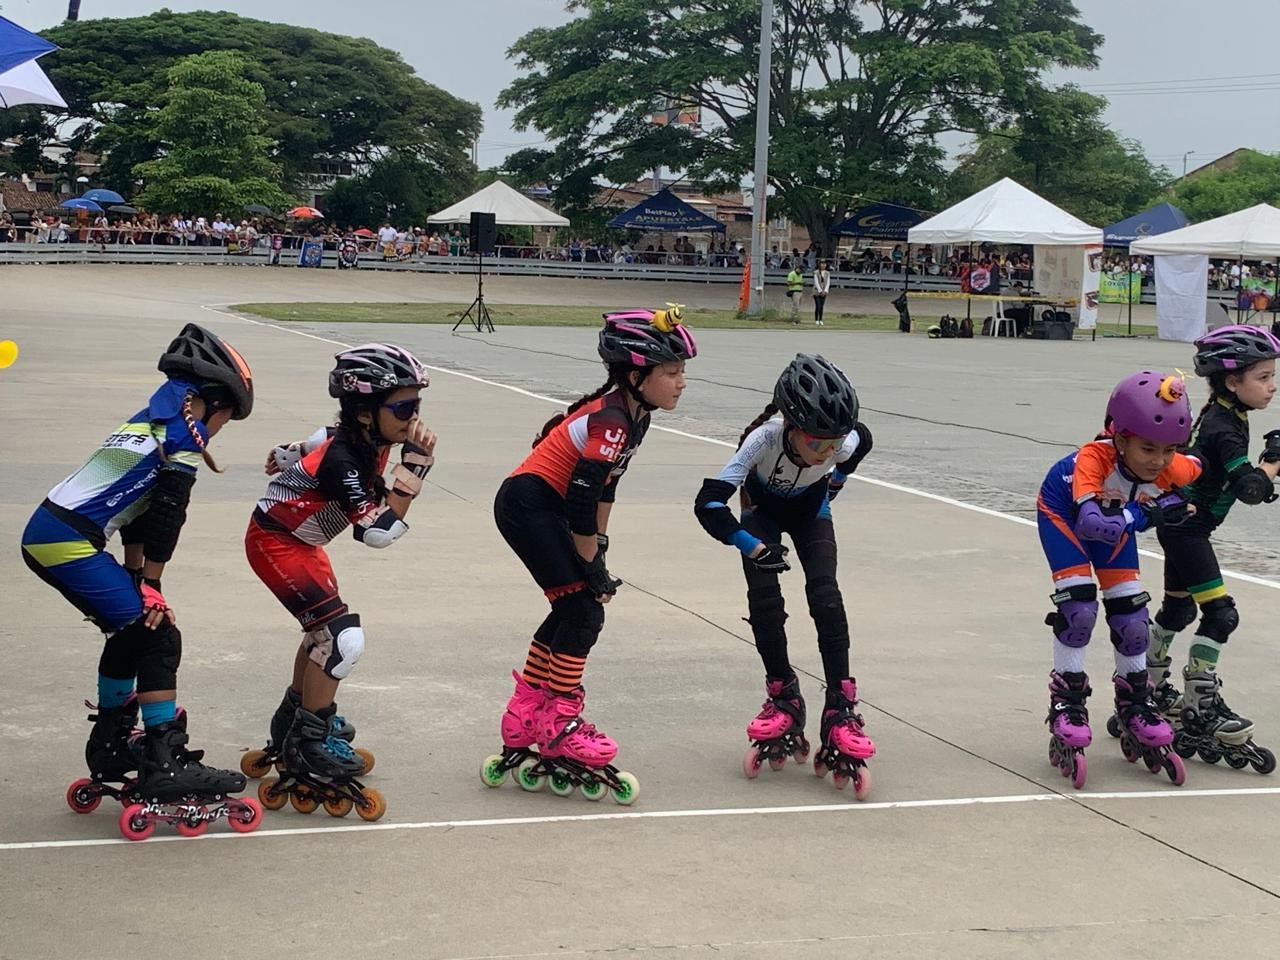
[258,707,386,822]
[743,675,810,779]
[813,678,875,798]
[1174,668,1275,774]
[117,720,262,841]
[1046,671,1091,789]
[242,690,372,779]
[481,670,548,789]
[66,697,143,815]
[1113,672,1184,785]
[512,687,637,805]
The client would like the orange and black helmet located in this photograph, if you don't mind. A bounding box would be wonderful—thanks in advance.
[158,323,254,419]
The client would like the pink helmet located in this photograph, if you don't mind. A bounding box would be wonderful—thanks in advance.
[1106,370,1192,445]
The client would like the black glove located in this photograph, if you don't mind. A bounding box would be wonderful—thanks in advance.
[580,550,622,598]
[596,532,609,560]
[1260,429,1280,464]
[1142,491,1194,529]
[748,543,791,573]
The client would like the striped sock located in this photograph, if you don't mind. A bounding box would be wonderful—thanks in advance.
[139,699,177,729]
[522,640,551,688]
[547,652,587,695]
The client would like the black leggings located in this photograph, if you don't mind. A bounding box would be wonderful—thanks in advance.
[740,508,849,692]
[813,293,826,323]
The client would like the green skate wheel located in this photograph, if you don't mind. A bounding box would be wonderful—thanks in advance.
[515,758,544,792]
[580,778,607,801]
[548,771,574,797]
[479,754,507,788]
[610,771,639,806]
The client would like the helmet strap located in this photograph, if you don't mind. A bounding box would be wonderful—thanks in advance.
[620,366,657,412]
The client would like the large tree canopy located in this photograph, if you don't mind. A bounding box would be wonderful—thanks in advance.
[499,0,1102,252]
[31,10,481,194]
[1167,150,1280,223]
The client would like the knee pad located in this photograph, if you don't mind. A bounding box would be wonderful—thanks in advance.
[804,575,848,647]
[1155,594,1197,633]
[134,622,182,693]
[1045,583,1098,648]
[1103,591,1152,657]
[306,613,364,679]
[98,627,139,680]
[549,590,606,658]
[533,609,560,648]
[1197,596,1239,644]
[745,583,787,643]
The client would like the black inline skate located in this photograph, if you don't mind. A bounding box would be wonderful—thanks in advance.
[257,706,386,821]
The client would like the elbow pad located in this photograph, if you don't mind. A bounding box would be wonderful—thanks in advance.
[837,422,873,476]
[352,505,408,548]
[694,478,743,544]
[1232,467,1277,505]
[142,469,196,564]
[566,459,611,536]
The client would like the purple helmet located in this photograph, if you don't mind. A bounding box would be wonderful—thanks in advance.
[599,307,698,368]
[1193,324,1280,377]
[328,342,429,398]
[1106,370,1192,445]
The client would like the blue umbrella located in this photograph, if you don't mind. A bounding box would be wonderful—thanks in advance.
[0,16,56,76]
[59,197,103,212]
[82,188,125,205]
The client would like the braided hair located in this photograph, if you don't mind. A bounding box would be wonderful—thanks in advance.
[1186,371,1231,449]
[532,363,642,448]
[737,402,780,449]
[336,396,390,501]
[153,390,225,472]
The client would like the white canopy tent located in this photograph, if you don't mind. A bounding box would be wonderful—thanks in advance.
[427,180,569,228]
[907,177,1104,331]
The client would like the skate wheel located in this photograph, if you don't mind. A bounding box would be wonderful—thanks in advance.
[768,757,785,772]
[66,778,102,815]
[580,779,607,801]
[355,788,386,822]
[832,772,849,791]
[1226,753,1250,770]
[853,766,872,801]
[289,788,319,815]
[793,747,809,766]
[813,759,828,779]
[1071,753,1087,790]
[1173,733,1196,759]
[257,777,288,811]
[1106,715,1121,739]
[610,771,639,806]
[228,797,263,833]
[548,771,575,797]
[355,748,375,776]
[1120,738,1140,763]
[480,754,508,788]
[1164,752,1186,786]
[240,749,273,779]
[515,758,544,792]
[1049,742,1060,767]
[118,803,155,841]
[1199,746,1222,764]
[175,806,209,837]
[324,796,354,818]
[742,745,763,780]
[1251,747,1276,775]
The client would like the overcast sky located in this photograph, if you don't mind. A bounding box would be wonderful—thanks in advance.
[7,0,1277,174]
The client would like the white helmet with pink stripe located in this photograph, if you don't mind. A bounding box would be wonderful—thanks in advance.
[598,305,698,367]
[328,342,430,398]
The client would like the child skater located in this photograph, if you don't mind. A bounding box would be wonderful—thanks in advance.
[694,354,875,798]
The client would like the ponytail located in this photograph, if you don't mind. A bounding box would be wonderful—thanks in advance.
[1186,371,1229,449]
[336,401,389,501]
[154,391,224,472]
[737,402,779,449]
[532,375,616,448]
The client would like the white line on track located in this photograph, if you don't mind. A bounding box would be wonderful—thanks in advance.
[5,786,1280,851]
[202,302,1280,591]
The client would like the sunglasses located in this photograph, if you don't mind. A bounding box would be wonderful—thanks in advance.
[380,397,421,421]
[795,430,845,456]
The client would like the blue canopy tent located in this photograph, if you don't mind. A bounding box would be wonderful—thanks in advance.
[832,201,925,241]
[1102,202,1189,333]
[607,188,725,233]
[0,16,56,76]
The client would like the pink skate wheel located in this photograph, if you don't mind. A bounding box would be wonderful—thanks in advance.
[175,806,209,838]
[853,767,872,801]
[742,745,763,780]
[768,756,785,772]
[118,803,155,841]
[1071,753,1087,790]
[229,797,264,833]
[66,778,101,815]
[832,772,849,790]
[1164,752,1186,787]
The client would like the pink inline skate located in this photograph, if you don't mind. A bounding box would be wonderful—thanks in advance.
[813,678,874,799]
[1113,671,1184,785]
[1047,670,1091,789]
[743,675,810,779]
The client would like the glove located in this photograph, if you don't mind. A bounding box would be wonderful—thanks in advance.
[1073,500,1127,544]
[1260,429,1280,464]
[580,550,622,598]
[140,579,170,618]
[1141,491,1194,529]
[827,473,846,502]
[596,533,609,560]
[748,543,791,573]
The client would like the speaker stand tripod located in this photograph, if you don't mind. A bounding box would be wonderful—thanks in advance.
[453,251,496,333]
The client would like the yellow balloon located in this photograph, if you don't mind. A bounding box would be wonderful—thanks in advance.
[0,340,17,369]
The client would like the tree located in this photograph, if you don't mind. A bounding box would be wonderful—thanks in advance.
[322,151,465,228]
[498,0,1101,253]
[36,11,481,194]
[1167,150,1280,222]
[946,87,1169,225]
[133,51,294,214]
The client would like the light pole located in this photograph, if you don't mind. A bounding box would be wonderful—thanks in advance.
[746,0,774,316]
[1182,150,1195,178]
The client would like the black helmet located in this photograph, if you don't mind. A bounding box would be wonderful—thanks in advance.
[158,323,254,420]
[328,342,430,398]
[598,306,698,367]
[773,353,858,437]
[1193,324,1280,378]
